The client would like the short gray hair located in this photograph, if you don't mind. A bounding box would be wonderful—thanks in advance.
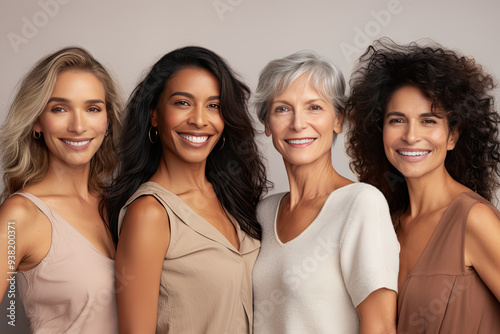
[253,50,346,124]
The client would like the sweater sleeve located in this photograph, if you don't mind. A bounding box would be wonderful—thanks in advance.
[339,185,400,307]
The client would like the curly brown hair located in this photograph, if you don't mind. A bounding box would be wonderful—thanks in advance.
[346,38,500,219]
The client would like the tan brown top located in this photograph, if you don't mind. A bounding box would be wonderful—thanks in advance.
[397,192,500,333]
[118,181,260,334]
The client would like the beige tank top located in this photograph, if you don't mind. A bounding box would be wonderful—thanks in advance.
[118,181,260,333]
[15,192,118,334]
[397,192,500,333]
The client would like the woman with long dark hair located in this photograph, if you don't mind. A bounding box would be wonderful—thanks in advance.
[0,46,122,333]
[103,46,269,333]
[347,38,500,333]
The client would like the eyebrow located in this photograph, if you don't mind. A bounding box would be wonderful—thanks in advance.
[170,92,220,101]
[385,111,441,118]
[271,98,326,105]
[47,97,105,104]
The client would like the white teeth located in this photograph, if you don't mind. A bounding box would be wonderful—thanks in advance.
[179,134,209,143]
[398,151,430,156]
[287,138,314,145]
[63,139,91,147]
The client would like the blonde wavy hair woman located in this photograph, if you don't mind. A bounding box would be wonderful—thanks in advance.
[0,46,122,333]
[1,47,122,201]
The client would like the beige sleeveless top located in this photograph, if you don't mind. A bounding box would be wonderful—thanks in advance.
[118,181,260,334]
[397,192,500,333]
[14,192,118,334]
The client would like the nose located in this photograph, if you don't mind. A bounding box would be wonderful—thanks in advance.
[68,110,86,134]
[402,121,419,144]
[290,110,307,131]
[187,105,208,128]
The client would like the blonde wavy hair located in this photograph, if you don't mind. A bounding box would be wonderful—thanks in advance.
[0,46,123,202]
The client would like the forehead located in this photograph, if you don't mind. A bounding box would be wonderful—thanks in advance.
[386,86,434,113]
[166,68,219,90]
[52,70,105,96]
[273,73,329,101]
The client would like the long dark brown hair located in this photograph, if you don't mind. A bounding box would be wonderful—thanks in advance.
[102,46,270,244]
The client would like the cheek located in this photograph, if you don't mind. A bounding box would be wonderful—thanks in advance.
[158,110,178,132]
[37,114,64,133]
[211,113,225,133]
[93,113,109,134]
[266,117,287,137]
[430,129,449,146]
[382,128,392,148]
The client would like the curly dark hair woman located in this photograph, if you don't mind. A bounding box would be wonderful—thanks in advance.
[346,38,500,333]
[103,46,270,332]
[347,38,500,218]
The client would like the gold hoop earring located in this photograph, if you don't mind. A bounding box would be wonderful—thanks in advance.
[218,136,225,150]
[33,130,41,139]
[148,127,158,144]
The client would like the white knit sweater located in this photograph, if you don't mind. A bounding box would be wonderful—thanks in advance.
[252,183,399,334]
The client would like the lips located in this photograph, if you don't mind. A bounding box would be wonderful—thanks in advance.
[179,133,210,144]
[61,139,92,147]
[285,138,315,145]
[397,150,430,156]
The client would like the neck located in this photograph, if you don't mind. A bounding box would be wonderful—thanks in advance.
[284,153,350,208]
[404,166,465,218]
[39,160,93,199]
[152,153,211,195]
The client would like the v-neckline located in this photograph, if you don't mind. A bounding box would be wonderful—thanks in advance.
[17,192,114,261]
[399,191,473,286]
[272,183,356,246]
[144,181,244,253]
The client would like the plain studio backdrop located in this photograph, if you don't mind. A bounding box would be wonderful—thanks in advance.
[1,0,499,332]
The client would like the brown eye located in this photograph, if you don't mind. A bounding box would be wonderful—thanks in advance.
[275,106,290,113]
[51,107,66,113]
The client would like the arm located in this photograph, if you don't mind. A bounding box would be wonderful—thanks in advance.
[0,196,43,298]
[356,288,397,334]
[340,186,399,333]
[465,203,500,301]
[115,195,170,334]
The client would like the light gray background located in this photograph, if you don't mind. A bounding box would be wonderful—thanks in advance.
[1,0,499,332]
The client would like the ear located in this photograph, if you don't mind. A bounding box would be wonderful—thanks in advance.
[33,118,42,132]
[447,128,460,150]
[332,112,344,134]
[264,122,272,137]
[150,109,158,127]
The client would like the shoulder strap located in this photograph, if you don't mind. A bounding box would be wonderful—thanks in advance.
[12,192,55,224]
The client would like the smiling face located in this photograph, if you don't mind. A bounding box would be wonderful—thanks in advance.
[383,85,459,180]
[265,73,343,167]
[151,67,224,165]
[34,70,108,168]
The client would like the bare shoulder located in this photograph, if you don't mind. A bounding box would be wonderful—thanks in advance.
[466,202,500,234]
[0,195,45,231]
[120,195,170,245]
[0,194,51,271]
[464,202,500,266]
[123,195,169,227]
[117,195,170,267]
